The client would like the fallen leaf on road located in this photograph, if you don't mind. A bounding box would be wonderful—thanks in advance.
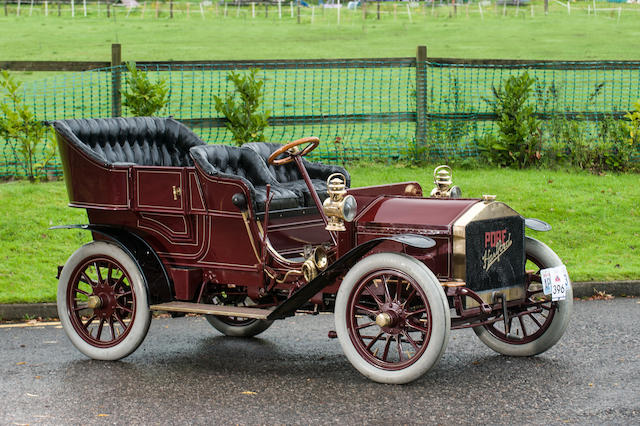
[241,391,257,395]
[16,362,26,365]
[97,414,110,417]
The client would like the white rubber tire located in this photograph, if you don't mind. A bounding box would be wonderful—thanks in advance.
[473,237,573,357]
[335,253,450,384]
[205,315,273,337]
[57,241,151,361]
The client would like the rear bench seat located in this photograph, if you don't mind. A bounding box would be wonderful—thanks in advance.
[53,117,206,167]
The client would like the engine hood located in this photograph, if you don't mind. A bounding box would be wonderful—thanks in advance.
[355,196,482,231]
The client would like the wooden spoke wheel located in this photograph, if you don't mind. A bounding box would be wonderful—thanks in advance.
[335,253,450,384]
[57,242,151,360]
[204,293,274,337]
[473,237,573,356]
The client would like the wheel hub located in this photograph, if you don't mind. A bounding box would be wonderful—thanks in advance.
[92,283,117,317]
[375,312,392,327]
[87,295,102,309]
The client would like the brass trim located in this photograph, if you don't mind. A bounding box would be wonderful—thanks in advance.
[256,221,300,266]
[276,269,303,284]
[150,301,271,319]
[452,201,520,280]
[87,295,102,309]
[376,312,392,327]
[172,185,182,201]
[465,285,526,308]
[241,211,262,263]
[440,281,466,287]
[430,165,453,198]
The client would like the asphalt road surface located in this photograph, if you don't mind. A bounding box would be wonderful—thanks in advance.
[1,299,638,425]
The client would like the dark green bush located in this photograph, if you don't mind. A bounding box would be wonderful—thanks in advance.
[214,69,270,146]
[121,62,169,117]
[479,72,541,168]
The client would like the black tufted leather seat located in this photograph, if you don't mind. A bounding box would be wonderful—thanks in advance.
[190,145,302,212]
[53,117,206,167]
[244,142,351,206]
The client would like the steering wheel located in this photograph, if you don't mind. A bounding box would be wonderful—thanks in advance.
[267,137,320,166]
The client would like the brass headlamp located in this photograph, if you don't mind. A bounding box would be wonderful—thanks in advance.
[323,173,357,232]
[430,165,462,199]
[302,245,329,282]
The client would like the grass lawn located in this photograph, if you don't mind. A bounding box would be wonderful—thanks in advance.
[0,166,638,304]
[1,2,640,62]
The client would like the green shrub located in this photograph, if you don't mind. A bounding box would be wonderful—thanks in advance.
[121,62,169,117]
[480,72,541,168]
[625,101,640,148]
[540,116,636,173]
[214,69,270,146]
[0,70,56,181]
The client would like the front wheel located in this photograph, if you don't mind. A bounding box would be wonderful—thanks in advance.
[335,253,450,384]
[473,237,573,356]
[57,241,151,361]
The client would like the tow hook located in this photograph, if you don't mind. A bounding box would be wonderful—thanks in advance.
[495,293,522,341]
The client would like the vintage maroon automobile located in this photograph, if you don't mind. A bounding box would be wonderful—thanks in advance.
[52,117,572,384]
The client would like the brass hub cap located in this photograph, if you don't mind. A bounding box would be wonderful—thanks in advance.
[375,312,392,328]
[87,295,102,310]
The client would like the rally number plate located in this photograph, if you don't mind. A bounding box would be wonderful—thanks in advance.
[541,265,570,301]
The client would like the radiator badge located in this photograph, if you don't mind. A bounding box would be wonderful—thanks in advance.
[482,229,513,271]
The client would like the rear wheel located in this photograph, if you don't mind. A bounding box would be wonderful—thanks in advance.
[335,253,450,384]
[57,241,151,360]
[204,293,273,337]
[473,237,572,356]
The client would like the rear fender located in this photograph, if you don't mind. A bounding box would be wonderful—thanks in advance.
[51,224,173,305]
[267,234,435,320]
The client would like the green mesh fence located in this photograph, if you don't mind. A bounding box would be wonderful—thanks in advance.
[1,57,640,178]
[425,60,640,159]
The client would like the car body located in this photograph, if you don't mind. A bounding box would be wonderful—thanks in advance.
[52,116,572,384]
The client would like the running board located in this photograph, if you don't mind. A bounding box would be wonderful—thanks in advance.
[149,302,271,320]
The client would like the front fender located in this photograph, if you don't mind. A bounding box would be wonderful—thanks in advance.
[267,234,435,320]
[51,224,173,305]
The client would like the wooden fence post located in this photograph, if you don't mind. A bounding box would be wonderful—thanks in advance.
[415,45,428,154]
[170,0,173,18]
[111,43,122,117]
